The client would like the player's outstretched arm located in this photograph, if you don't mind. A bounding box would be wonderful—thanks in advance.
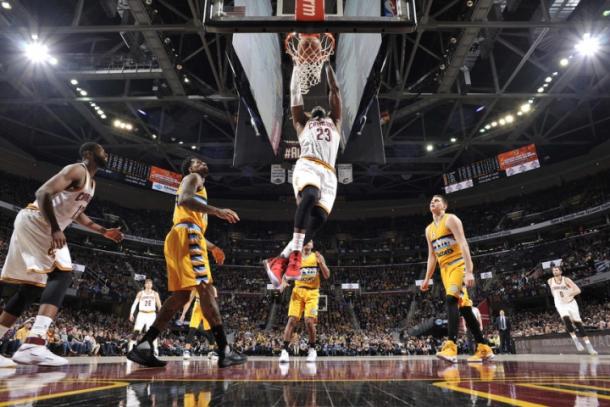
[325,63,342,126]
[178,173,239,223]
[75,212,123,243]
[446,214,475,287]
[421,233,437,292]
[36,164,87,249]
[290,66,307,133]
[129,292,141,322]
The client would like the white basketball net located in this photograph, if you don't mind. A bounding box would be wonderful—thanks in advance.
[285,33,335,94]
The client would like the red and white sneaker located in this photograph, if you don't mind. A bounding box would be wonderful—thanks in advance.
[263,257,288,287]
[284,251,302,281]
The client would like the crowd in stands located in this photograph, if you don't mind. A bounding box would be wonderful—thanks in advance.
[1,168,610,359]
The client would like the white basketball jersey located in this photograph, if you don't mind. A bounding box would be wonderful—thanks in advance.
[548,277,572,307]
[29,163,95,231]
[299,118,340,167]
[139,291,157,312]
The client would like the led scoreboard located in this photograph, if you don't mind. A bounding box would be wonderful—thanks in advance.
[443,144,541,194]
[100,154,182,195]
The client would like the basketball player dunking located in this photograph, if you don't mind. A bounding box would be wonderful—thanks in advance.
[0,142,123,367]
[548,264,597,355]
[127,157,246,368]
[128,279,162,355]
[278,241,330,363]
[421,195,494,363]
[265,61,341,286]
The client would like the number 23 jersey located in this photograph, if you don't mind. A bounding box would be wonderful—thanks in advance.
[299,118,340,167]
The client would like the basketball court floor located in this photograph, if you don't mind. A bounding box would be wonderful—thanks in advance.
[0,355,608,406]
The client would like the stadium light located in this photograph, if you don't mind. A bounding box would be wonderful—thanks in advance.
[1,2,12,10]
[425,144,433,152]
[191,145,197,150]
[537,87,544,93]
[517,111,523,116]
[49,57,58,65]
[559,58,569,67]
[24,42,49,63]
[151,134,157,139]
[479,128,485,133]
[499,118,506,126]
[545,77,552,83]
[491,121,498,127]
[485,125,491,130]
[179,141,184,145]
[505,114,514,124]
[70,79,78,85]
[100,115,107,119]
[450,137,457,143]
[125,123,133,131]
[79,90,87,96]
[520,103,531,113]
[575,33,600,56]
[113,120,121,128]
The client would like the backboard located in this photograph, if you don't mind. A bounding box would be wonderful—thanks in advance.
[203,0,417,33]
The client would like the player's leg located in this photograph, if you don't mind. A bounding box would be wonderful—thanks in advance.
[460,290,494,362]
[129,224,202,366]
[436,266,460,363]
[12,270,72,366]
[282,289,303,363]
[570,307,597,355]
[304,289,319,362]
[561,314,584,352]
[0,284,42,367]
[196,282,246,367]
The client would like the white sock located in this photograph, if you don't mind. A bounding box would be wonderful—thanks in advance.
[292,233,305,252]
[29,315,53,340]
[280,240,293,258]
[128,340,134,352]
[583,337,591,345]
[0,325,9,338]
[153,339,158,352]
[570,333,580,343]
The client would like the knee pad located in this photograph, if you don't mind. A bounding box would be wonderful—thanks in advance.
[39,271,73,308]
[562,316,575,333]
[4,284,43,316]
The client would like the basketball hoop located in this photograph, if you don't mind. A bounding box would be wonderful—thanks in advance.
[285,33,335,95]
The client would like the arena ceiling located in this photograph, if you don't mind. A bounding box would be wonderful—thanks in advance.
[0,0,608,200]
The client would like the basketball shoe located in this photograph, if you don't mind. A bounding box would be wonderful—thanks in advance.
[306,348,317,363]
[218,347,247,368]
[284,251,302,281]
[467,343,495,363]
[12,344,68,366]
[263,257,288,287]
[279,349,289,363]
[0,354,16,368]
[436,340,458,364]
[127,342,167,368]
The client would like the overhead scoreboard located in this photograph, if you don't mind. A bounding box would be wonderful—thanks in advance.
[100,154,182,195]
[443,144,541,194]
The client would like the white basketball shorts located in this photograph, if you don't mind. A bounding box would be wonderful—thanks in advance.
[555,300,582,322]
[292,158,337,214]
[134,312,157,332]
[1,209,72,287]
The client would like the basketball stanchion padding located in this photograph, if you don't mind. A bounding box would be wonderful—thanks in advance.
[285,33,335,94]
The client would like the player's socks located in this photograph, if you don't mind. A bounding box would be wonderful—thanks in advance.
[128,340,135,352]
[292,233,305,252]
[27,315,52,343]
[569,333,584,351]
[280,241,293,258]
[211,325,228,356]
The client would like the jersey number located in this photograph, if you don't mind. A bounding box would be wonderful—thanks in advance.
[316,128,331,142]
[144,299,153,307]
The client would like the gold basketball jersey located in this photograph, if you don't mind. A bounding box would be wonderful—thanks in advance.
[427,214,463,268]
[172,181,208,232]
[295,252,320,289]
